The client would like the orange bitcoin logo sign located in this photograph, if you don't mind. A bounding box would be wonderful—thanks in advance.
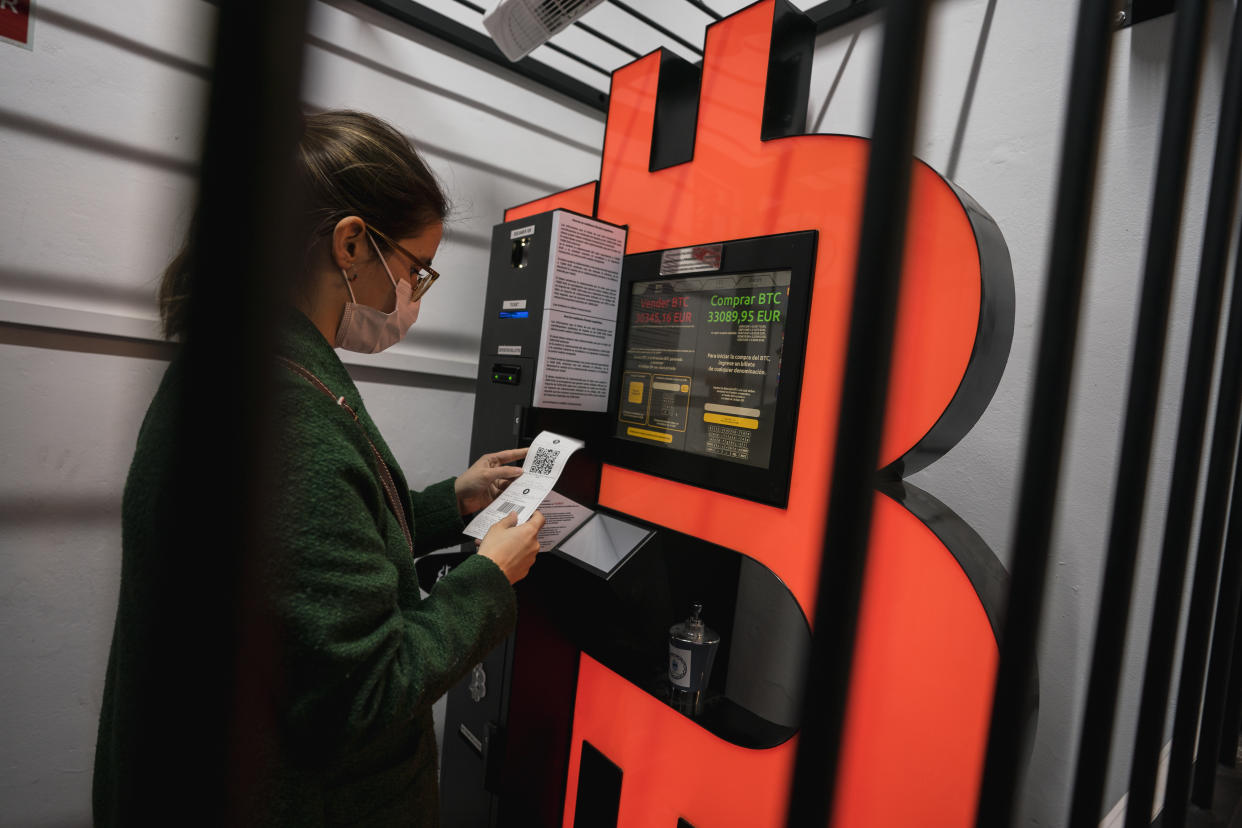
[506,2,1014,825]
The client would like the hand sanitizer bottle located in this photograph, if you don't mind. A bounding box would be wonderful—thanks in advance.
[668,603,721,717]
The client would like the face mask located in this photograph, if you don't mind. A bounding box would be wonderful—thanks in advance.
[335,232,422,354]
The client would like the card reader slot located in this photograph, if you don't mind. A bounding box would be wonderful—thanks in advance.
[490,363,521,385]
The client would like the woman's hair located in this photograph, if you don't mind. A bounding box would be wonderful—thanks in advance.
[158,109,449,340]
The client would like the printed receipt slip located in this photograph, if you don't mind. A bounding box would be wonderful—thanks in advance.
[463,431,587,545]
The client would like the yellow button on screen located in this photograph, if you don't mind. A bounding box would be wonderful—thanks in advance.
[627,426,674,443]
[703,412,759,429]
[628,382,644,404]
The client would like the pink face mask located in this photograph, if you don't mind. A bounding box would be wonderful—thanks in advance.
[335,232,422,354]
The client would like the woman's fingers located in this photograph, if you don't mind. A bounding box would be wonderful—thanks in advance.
[485,447,528,466]
[489,465,523,483]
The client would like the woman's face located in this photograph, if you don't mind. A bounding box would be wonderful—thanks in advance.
[349,220,444,314]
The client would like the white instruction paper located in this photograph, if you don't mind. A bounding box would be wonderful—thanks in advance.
[463,431,586,540]
[534,490,594,551]
[533,211,626,412]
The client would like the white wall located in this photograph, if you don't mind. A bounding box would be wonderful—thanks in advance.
[0,331,171,827]
[1,0,1237,826]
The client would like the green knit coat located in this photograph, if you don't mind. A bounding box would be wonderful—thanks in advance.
[93,310,516,826]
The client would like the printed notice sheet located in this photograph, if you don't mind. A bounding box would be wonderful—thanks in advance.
[532,211,627,412]
[534,490,594,550]
[463,431,587,542]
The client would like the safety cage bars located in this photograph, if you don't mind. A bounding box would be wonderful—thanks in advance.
[152,1,1242,826]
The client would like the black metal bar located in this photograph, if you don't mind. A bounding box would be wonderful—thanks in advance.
[684,0,723,20]
[1219,594,1242,767]
[446,0,611,77]
[1194,215,1242,799]
[974,4,1122,826]
[363,1,892,114]
[785,0,931,825]
[805,0,884,34]
[543,41,612,76]
[1117,0,1215,824]
[302,34,601,154]
[1069,3,1215,824]
[356,0,609,112]
[575,20,643,59]
[141,0,307,821]
[373,0,889,112]
[607,1,704,55]
[452,0,640,62]
[1193,396,1242,805]
[1162,7,1242,822]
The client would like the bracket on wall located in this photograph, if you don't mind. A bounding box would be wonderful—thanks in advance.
[1117,0,1176,29]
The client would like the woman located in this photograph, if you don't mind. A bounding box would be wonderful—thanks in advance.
[94,110,544,826]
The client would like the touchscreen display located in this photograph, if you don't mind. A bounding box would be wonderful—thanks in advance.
[555,512,652,577]
[614,270,791,469]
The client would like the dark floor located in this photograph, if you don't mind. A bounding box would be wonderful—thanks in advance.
[1160,760,1242,828]
[1217,762,1242,828]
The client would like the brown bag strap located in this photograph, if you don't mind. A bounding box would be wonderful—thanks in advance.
[276,356,414,557]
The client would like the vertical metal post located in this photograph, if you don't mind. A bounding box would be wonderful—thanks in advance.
[970,2,1122,825]
[1059,1,1213,825]
[1191,210,1242,801]
[1160,6,1242,822]
[140,0,308,820]
[785,1,931,825]
[1118,0,1216,822]
[1218,593,1242,768]
[1192,405,1242,806]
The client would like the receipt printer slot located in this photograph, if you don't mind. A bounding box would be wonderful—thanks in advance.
[491,363,521,385]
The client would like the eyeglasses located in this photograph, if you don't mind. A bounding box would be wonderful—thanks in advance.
[366,223,441,302]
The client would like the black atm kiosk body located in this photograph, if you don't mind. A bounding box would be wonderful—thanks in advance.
[437,210,817,826]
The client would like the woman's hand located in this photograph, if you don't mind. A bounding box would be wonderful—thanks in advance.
[455,447,527,516]
[478,511,545,584]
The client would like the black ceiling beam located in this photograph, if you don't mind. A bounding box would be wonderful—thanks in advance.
[576,19,644,59]
[685,0,724,21]
[804,0,884,33]
[357,1,918,118]
[544,40,612,77]
[608,1,704,55]
[356,0,609,112]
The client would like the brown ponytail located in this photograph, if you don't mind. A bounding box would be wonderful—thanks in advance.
[157,110,449,340]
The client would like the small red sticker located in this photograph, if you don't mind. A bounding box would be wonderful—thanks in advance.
[0,0,33,48]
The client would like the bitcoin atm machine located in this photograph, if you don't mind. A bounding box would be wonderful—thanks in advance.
[437,2,1017,826]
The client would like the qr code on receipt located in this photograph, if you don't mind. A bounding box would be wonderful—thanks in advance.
[529,447,559,476]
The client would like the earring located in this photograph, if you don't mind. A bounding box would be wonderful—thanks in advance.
[347,271,358,282]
